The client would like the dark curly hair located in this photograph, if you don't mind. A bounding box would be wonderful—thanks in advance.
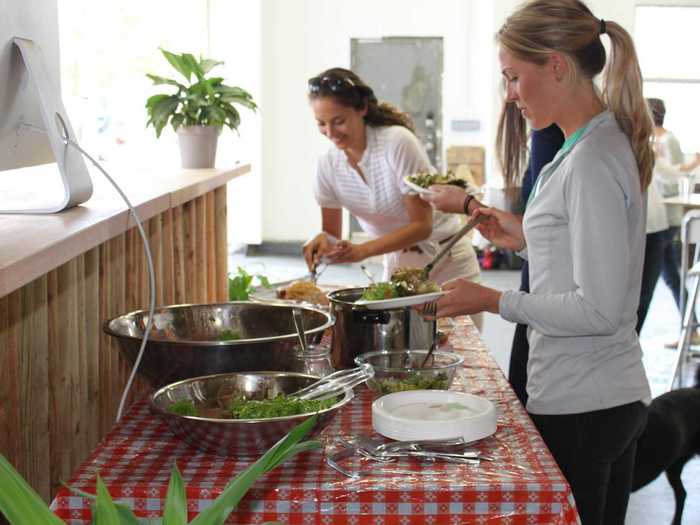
[308,67,414,132]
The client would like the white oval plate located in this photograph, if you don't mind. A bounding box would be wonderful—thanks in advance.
[372,390,497,442]
[354,290,445,310]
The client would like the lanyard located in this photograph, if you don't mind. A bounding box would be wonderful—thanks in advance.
[526,124,588,209]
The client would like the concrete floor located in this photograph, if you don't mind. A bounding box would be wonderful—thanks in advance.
[229,250,700,525]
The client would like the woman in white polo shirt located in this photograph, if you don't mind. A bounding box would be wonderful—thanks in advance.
[302,67,482,328]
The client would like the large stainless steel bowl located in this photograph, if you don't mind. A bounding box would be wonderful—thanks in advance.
[104,302,334,387]
[150,371,352,456]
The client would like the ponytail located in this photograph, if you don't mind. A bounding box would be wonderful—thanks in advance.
[365,102,415,132]
[601,21,654,190]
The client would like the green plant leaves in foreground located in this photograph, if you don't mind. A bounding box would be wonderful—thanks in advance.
[0,414,320,525]
[0,455,66,525]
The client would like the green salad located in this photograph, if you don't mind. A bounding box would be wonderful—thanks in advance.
[217,329,242,341]
[167,394,337,419]
[374,372,449,395]
[360,267,440,301]
[168,399,198,416]
[407,171,468,189]
[227,395,337,419]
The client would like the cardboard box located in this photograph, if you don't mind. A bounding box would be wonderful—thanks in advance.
[446,145,485,187]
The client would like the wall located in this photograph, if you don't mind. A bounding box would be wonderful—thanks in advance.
[260,0,488,243]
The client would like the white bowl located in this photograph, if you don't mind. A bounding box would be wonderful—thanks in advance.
[372,390,497,442]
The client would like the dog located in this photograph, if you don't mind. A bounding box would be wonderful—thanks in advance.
[632,365,700,525]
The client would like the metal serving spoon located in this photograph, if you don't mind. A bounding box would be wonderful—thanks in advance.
[423,214,487,278]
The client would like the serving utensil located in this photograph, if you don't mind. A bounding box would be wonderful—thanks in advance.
[420,301,439,368]
[290,363,374,401]
[423,214,487,277]
[360,264,376,284]
[292,307,308,353]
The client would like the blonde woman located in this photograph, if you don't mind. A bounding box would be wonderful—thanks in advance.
[431,1,652,522]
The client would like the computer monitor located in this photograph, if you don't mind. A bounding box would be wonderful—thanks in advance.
[0,0,92,213]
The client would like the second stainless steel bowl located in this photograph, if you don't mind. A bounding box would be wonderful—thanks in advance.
[151,371,352,456]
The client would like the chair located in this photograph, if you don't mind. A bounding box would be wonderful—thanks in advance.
[668,210,700,389]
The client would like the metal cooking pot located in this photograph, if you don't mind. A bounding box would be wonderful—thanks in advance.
[328,287,435,369]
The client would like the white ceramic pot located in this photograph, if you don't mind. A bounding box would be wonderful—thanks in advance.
[176,125,219,169]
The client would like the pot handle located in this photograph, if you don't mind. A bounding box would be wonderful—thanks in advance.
[352,308,391,324]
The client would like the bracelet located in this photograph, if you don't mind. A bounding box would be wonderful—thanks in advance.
[463,194,474,215]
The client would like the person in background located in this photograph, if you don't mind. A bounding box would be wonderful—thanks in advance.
[429,1,653,522]
[302,67,483,330]
[643,98,700,344]
[636,100,700,334]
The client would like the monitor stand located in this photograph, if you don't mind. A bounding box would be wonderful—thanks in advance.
[0,37,92,214]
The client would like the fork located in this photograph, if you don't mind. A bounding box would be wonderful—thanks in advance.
[291,363,374,401]
[420,301,439,368]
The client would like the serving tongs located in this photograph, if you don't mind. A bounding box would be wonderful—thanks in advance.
[290,363,375,401]
[309,253,329,284]
[423,214,488,278]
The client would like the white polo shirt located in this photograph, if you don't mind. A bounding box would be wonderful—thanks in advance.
[313,125,478,281]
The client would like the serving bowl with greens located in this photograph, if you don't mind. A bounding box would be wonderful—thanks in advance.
[354,350,463,396]
[151,371,353,456]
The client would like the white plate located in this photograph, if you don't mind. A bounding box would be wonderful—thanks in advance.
[372,390,497,442]
[249,279,345,307]
[354,290,445,310]
[403,176,436,195]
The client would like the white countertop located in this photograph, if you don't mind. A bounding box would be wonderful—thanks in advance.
[0,162,250,297]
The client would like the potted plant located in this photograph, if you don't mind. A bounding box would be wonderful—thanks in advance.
[145,49,258,169]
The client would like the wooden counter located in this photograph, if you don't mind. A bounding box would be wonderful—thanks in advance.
[0,162,249,502]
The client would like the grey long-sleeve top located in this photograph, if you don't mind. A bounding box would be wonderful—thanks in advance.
[499,111,651,415]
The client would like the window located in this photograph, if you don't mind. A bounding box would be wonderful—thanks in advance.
[58,1,209,164]
[636,5,700,154]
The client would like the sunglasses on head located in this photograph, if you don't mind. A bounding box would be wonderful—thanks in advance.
[308,75,357,94]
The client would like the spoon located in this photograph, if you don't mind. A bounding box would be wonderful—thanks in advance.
[292,307,308,353]
[360,264,376,284]
[423,214,487,278]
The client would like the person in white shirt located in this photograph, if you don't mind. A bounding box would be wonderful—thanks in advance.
[426,1,652,522]
[302,67,482,329]
[644,98,700,345]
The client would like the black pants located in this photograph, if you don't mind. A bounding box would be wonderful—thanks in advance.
[637,227,683,333]
[509,322,529,405]
[660,226,682,309]
[637,230,666,332]
[530,402,647,525]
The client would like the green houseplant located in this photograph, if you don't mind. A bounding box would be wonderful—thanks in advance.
[0,415,320,524]
[146,49,257,169]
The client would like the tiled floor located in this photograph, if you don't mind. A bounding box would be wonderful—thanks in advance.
[229,250,700,524]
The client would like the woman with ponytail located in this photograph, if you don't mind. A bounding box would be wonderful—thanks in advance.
[432,2,652,522]
[303,67,482,328]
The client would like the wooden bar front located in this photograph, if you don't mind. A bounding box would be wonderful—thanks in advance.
[0,165,248,502]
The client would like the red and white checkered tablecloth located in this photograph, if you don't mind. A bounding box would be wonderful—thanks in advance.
[51,317,580,525]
